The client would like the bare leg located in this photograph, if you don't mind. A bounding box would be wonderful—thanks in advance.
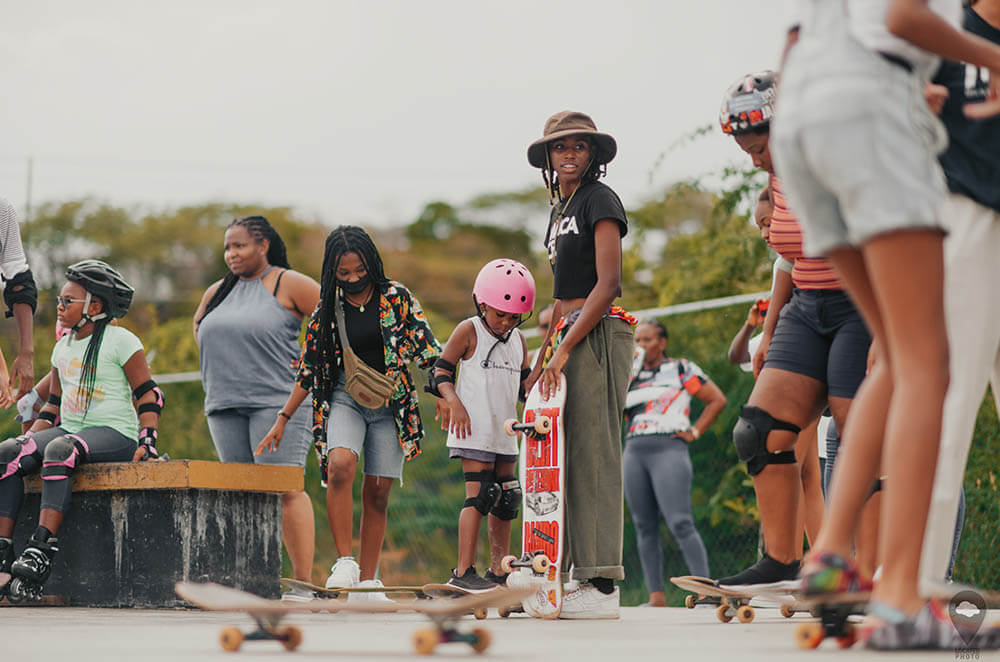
[487,459,517,574]
[745,368,826,563]
[281,490,315,582]
[796,420,825,546]
[825,234,948,616]
[358,474,393,581]
[0,516,14,538]
[326,448,358,559]
[38,509,63,535]
[457,459,489,574]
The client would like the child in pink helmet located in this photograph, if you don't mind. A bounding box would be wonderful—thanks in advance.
[429,258,535,591]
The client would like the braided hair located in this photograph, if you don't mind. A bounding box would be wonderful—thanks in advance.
[198,215,291,324]
[312,226,390,410]
[541,136,607,204]
[76,314,110,418]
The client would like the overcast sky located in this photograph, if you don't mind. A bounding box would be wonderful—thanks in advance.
[2,1,790,228]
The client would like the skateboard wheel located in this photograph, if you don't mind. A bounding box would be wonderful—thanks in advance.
[533,416,551,434]
[473,607,487,620]
[279,626,302,651]
[413,628,440,655]
[500,554,517,574]
[715,604,733,623]
[796,622,824,650]
[503,419,518,436]
[219,627,244,652]
[684,595,696,609]
[836,623,857,649]
[470,628,492,653]
[530,554,550,574]
[498,606,511,618]
[780,604,795,619]
[737,605,755,623]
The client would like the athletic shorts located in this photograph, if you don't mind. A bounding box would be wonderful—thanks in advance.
[327,375,403,479]
[449,447,517,464]
[765,288,871,399]
[772,39,948,256]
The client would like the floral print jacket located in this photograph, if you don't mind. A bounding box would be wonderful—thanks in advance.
[296,281,441,482]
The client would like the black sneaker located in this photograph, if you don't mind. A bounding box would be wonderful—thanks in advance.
[484,569,508,586]
[446,567,498,593]
[717,553,801,591]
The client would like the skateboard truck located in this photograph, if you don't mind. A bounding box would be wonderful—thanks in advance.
[499,552,551,575]
[503,416,551,437]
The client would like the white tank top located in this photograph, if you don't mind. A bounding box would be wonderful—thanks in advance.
[846,0,961,77]
[446,317,524,455]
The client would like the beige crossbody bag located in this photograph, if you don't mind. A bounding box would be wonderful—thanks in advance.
[334,290,398,409]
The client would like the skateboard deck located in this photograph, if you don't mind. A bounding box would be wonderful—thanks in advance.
[280,577,428,599]
[175,581,533,655]
[670,575,797,623]
[505,373,566,619]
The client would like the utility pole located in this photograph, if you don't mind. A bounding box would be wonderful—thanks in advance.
[25,157,33,222]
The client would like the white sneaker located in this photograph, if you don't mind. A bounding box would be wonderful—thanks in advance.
[281,585,315,603]
[559,583,619,619]
[348,578,394,604]
[325,556,361,589]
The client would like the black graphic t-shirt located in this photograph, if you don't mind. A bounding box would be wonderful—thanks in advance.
[543,181,628,299]
[934,7,1000,213]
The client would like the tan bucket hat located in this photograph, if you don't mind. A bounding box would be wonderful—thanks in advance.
[527,111,617,169]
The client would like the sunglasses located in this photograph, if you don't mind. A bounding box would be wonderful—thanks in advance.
[56,296,87,308]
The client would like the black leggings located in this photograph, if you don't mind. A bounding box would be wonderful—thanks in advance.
[0,426,135,517]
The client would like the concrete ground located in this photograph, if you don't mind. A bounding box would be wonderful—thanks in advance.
[3,604,998,661]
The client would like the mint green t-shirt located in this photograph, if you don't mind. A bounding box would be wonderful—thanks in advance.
[51,326,144,441]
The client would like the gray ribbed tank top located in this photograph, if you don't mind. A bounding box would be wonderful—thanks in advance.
[197,267,304,414]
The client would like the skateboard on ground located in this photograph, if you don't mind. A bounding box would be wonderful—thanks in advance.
[669,575,797,623]
[504,373,566,619]
[280,577,429,600]
[175,581,533,655]
[784,586,1000,650]
[421,583,493,620]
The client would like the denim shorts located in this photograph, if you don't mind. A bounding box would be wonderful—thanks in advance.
[765,288,871,399]
[207,403,311,467]
[328,376,402,479]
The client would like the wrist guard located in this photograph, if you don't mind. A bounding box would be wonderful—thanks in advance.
[136,427,160,461]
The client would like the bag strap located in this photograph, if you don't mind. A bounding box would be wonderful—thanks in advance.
[334,290,360,367]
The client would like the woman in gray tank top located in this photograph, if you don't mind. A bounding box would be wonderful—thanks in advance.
[194,216,321,594]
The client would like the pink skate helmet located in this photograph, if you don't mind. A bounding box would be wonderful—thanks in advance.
[472,259,535,314]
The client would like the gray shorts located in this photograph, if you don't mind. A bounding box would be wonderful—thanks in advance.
[327,376,403,479]
[449,447,518,464]
[771,38,948,256]
[207,404,312,467]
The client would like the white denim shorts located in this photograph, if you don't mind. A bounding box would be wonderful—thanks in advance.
[772,38,948,256]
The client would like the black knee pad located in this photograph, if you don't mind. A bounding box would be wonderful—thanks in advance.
[732,405,800,476]
[40,436,87,480]
[0,435,40,480]
[491,476,522,521]
[464,470,500,515]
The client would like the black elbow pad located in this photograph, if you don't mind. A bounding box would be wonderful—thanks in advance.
[4,269,37,317]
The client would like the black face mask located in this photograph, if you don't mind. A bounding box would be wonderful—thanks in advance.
[337,276,371,295]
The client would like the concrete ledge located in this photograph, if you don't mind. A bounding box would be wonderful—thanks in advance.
[23,459,303,493]
[13,460,300,607]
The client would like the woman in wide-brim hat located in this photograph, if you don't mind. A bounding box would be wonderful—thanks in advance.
[523,110,637,619]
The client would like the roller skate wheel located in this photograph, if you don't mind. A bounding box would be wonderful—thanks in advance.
[796,622,824,649]
[534,416,551,434]
[413,628,440,655]
[716,604,733,623]
[503,419,518,436]
[684,594,696,609]
[219,627,244,652]
[500,555,517,574]
[530,554,550,574]
[470,628,492,653]
[279,626,303,651]
[737,605,755,623]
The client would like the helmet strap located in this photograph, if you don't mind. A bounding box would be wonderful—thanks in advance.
[70,292,108,338]
[473,295,531,343]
